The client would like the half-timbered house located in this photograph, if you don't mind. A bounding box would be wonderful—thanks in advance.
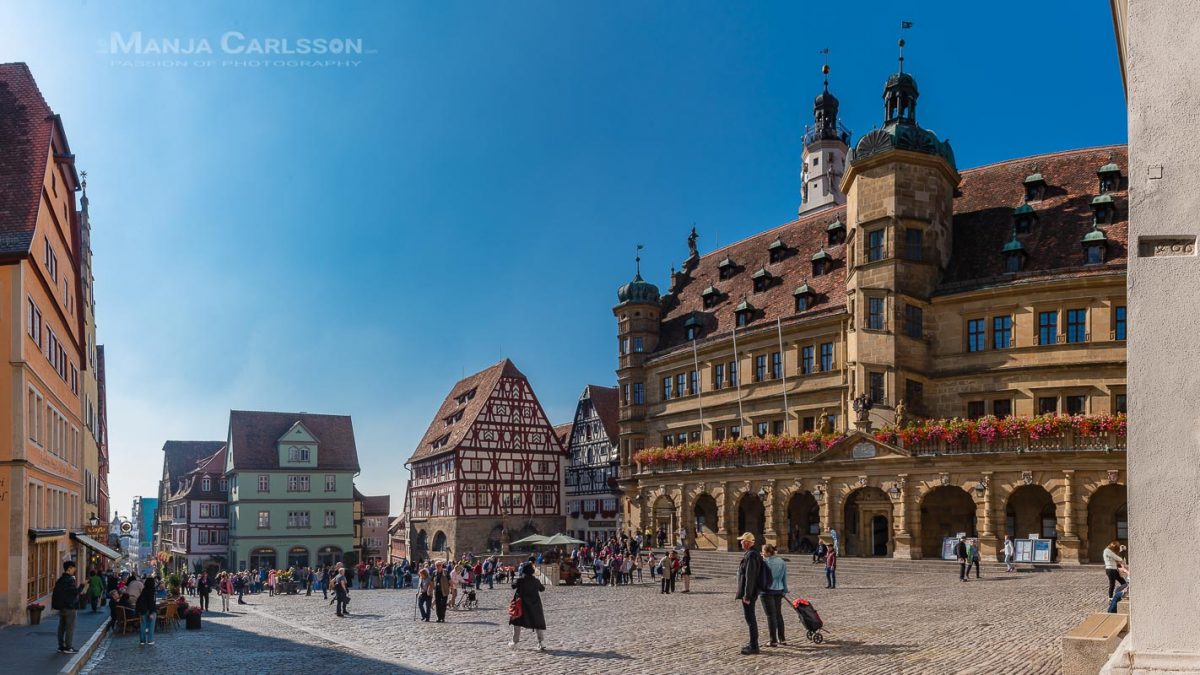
[405,359,566,560]
[563,385,622,543]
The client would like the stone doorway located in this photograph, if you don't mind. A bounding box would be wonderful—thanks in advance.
[786,491,820,553]
[844,486,891,557]
[1087,484,1128,563]
[692,494,719,550]
[872,515,890,556]
[736,492,766,550]
[919,486,977,559]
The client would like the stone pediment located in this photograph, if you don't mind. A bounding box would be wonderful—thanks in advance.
[808,432,909,463]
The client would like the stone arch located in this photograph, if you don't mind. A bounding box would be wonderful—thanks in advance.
[287,546,310,569]
[843,486,892,557]
[1086,483,1127,563]
[651,494,676,545]
[1005,484,1057,539]
[487,524,504,553]
[919,485,977,559]
[249,547,277,571]
[692,493,720,550]
[736,491,766,549]
[413,529,428,560]
[786,490,820,553]
[317,546,343,567]
[431,531,448,553]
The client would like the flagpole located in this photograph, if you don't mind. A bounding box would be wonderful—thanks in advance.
[776,317,789,435]
[731,323,744,436]
[692,337,705,441]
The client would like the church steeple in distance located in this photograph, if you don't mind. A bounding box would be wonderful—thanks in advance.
[799,51,850,216]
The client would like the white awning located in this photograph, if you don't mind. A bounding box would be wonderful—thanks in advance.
[71,532,119,560]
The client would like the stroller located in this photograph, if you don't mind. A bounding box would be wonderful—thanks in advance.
[457,588,478,610]
[786,596,825,644]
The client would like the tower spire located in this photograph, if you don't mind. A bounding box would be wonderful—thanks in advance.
[635,244,643,279]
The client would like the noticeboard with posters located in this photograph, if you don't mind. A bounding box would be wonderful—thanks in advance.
[1032,538,1053,562]
[1014,539,1035,562]
[941,536,960,560]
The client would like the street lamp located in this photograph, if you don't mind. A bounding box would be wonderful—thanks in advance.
[812,485,823,502]
[974,481,987,497]
[89,514,99,528]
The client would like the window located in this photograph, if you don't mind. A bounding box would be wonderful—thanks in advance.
[904,228,923,261]
[729,425,741,439]
[675,373,685,398]
[200,503,209,518]
[719,259,736,280]
[258,511,270,528]
[771,352,782,379]
[755,355,767,382]
[287,511,311,528]
[801,346,814,374]
[867,229,884,262]
[905,379,924,412]
[992,399,1012,418]
[618,337,627,355]
[772,420,784,435]
[219,478,227,492]
[967,319,986,352]
[1038,311,1058,345]
[728,361,738,386]
[632,337,645,353]
[1086,244,1104,265]
[44,237,58,282]
[713,364,725,389]
[662,376,672,400]
[663,434,673,447]
[795,294,810,312]
[867,297,885,330]
[702,289,719,309]
[820,342,833,372]
[1066,309,1087,343]
[869,372,885,404]
[755,422,768,438]
[904,305,923,339]
[689,430,701,443]
[202,477,211,492]
[802,416,815,432]
[199,530,209,545]
[1066,395,1087,415]
[622,384,629,404]
[287,475,310,492]
[685,324,699,341]
[967,401,985,419]
[632,383,644,405]
[714,426,726,441]
[258,475,270,492]
[325,474,336,492]
[1114,393,1127,414]
[688,370,698,396]
[1005,253,1023,273]
[993,316,1013,349]
[289,446,310,462]
[753,271,770,293]
[1114,306,1127,340]
[812,257,828,277]
[26,297,43,348]
[736,311,750,328]
[1038,397,1058,415]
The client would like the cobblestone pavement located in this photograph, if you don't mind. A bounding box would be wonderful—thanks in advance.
[83,563,1110,674]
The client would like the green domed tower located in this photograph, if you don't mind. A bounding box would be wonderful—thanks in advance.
[612,253,661,474]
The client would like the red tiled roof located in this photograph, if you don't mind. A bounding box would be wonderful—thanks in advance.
[407,358,526,465]
[586,385,620,443]
[942,145,1127,291]
[362,494,391,516]
[656,144,1128,351]
[169,445,228,501]
[552,422,573,448]
[227,410,360,472]
[0,63,54,258]
[658,206,848,351]
[161,441,226,493]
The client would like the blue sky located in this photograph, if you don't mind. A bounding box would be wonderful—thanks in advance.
[0,1,1126,518]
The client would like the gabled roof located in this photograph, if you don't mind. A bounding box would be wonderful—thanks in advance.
[0,63,55,258]
[586,384,620,443]
[553,422,573,448]
[227,410,360,472]
[362,494,391,516]
[161,441,226,493]
[169,445,228,501]
[407,358,527,465]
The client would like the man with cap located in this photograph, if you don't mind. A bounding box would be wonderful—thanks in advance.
[735,532,764,655]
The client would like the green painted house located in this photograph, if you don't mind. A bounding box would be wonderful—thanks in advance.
[225,411,360,570]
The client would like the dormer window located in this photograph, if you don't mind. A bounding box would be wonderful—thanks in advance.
[701,284,720,309]
[1082,224,1109,265]
[1013,203,1038,234]
[827,218,845,246]
[454,388,476,405]
[751,267,772,293]
[684,314,702,341]
[1023,171,1046,202]
[443,410,463,426]
[718,255,736,280]
[1091,194,1115,223]
[793,281,815,312]
[431,434,451,450]
[1002,234,1026,273]
[1098,158,1121,193]
[768,236,787,263]
[202,476,211,492]
[811,248,833,276]
[734,298,755,328]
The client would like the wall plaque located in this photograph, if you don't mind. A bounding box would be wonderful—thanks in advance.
[851,442,877,459]
[1138,236,1197,257]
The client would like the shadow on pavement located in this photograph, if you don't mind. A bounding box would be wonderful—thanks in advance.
[545,648,633,660]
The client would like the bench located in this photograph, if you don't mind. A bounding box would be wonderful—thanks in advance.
[1062,612,1128,675]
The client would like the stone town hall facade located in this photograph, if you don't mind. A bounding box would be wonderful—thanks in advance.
[614,61,1127,564]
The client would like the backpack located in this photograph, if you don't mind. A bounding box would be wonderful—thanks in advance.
[758,554,773,590]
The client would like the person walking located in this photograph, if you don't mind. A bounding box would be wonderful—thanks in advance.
[830,529,840,556]
[334,566,350,618]
[955,536,969,582]
[761,544,789,647]
[1103,541,1127,598]
[735,532,764,655]
[87,569,103,613]
[218,572,232,612]
[236,572,248,604]
[433,561,450,622]
[197,572,211,612]
[968,539,982,579]
[508,562,547,651]
[417,569,433,621]
[1003,535,1016,572]
[825,542,838,589]
[136,576,158,646]
[52,561,80,655]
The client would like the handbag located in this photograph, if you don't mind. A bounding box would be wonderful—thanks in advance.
[507,596,523,620]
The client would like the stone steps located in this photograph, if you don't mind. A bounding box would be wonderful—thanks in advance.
[684,550,1095,577]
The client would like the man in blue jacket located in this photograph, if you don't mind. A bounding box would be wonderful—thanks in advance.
[52,560,80,654]
[735,532,764,655]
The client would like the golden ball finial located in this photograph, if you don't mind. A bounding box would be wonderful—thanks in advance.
[822,64,830,75]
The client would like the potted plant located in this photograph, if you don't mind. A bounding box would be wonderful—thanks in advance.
[26,601,44,625]
[165,572,183,597]
[184,605,203,630]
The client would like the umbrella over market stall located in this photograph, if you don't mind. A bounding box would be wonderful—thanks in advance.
[542,533,586,547]
[509,534,551,547]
